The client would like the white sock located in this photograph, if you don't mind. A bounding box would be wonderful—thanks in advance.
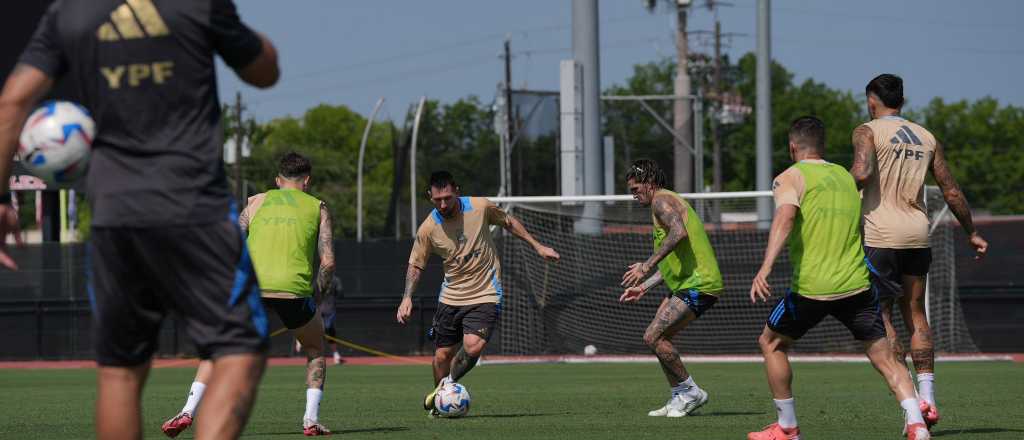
[304,388,323,423]
[671,376,698,397]
[181,382,206,415]
[902,398,925,425]
[774,398,798,429]
[917,373,935,405]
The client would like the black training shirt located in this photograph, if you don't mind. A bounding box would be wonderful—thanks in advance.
[18,0,263,227]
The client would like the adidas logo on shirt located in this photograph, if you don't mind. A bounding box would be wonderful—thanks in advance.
[96,0,169,42]
[889,125,923,146]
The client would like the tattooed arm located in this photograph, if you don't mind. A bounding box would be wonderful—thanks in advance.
[396,264,422,324]
[315,203,335,302]
[237,204,252,236]
[622,193,688,288]
[619,270,663,303]
[849,125,877,189]
[397,226,431,324]
[931,141,988,259]
[237,194,265,237]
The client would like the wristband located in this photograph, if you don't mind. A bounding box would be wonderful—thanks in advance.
[0,193,11,205]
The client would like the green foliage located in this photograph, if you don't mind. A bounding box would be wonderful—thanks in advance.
[415,97,501,196]
[243,104,395,239]
[603,59,676,193]
[917,97,1024,215]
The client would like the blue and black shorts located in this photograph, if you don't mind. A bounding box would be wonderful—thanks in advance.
[766,289,884,341]
[671,289,719,318]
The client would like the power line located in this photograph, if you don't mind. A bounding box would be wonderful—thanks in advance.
[282,13,660,82]
[731,2,1022,32]
[249,54,498,107]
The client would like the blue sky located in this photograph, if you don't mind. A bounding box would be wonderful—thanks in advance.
[219,0,1024,122]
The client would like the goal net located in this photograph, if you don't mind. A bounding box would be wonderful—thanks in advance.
[491,187,978,355]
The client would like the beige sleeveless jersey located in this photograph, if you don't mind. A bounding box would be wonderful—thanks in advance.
[859,115,936,249]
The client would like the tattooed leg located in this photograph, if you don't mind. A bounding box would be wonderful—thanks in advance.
[449,333,487,382]
[879,298,907,366]
[296,313,327,389]
[642,296,697,386]
[901,275,934,373]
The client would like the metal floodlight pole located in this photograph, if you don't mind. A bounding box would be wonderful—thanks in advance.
[409,96,427,237]
[755,0,773,225]
[573,0,602,198]
[357,97,384,243]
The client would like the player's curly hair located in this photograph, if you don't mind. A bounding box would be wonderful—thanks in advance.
[279,152,312,179]
[625,159,667,188]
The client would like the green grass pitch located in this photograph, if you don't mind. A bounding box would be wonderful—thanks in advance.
[0,361,1021,439]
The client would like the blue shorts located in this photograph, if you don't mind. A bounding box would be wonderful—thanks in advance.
[672,289,719,318]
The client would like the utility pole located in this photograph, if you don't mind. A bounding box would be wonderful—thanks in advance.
[756,0,772,225]
[504,38,515,196]
[233,91,245,208]
[712,19,723,195]
[673,1,693,193]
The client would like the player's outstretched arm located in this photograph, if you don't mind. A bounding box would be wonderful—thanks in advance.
[931,141,988,259]
[315,203,336,302]
[0,65,53,270]
[849,125,877,189]
[236,34,279,89]
[503,214,560,261]
[750,204,797,303]
[396,264,422,324]
[622,193,688,288]
[620,270,663,303]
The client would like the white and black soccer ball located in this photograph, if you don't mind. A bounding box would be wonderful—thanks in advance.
[434,381,471,418]
[18,100,94,185]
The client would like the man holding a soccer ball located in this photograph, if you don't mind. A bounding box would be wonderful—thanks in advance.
[0,1,280,439]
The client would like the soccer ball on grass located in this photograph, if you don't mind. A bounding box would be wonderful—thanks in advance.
[434,381,471,418]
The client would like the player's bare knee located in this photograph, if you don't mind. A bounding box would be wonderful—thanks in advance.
[434,347,455,363]
[463,338,487,357]
[758,329,787,354]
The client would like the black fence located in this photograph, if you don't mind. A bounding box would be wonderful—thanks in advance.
[0,233,1021,361]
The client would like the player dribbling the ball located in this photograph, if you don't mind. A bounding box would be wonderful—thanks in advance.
[395,171,559,416]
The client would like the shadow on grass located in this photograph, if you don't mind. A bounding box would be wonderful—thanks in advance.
[469,412,568,419]
[699,411,766,417]
[932,428,1024,437]
[253,426,409,436]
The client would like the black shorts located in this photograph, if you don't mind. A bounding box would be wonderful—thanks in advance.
[864,246,932,299]
[89,221,268,367]
[766,290,885,342]
[262,297,317,330]
[671,289,719,318]
[430,302,499,348]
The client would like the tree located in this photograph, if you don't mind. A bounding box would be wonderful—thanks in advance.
[604,53,865,192]
[244,104,395,238]
[918,97,1024,214]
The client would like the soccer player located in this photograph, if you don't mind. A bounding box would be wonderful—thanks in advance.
[747,117,929,440]
[395,171,559,415]
[619,159,722,417]
[850,73,988,428]
[162,152,335,437]
[0,1,278,439]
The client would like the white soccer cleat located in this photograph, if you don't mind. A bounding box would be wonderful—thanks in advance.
[647,389,708,417]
